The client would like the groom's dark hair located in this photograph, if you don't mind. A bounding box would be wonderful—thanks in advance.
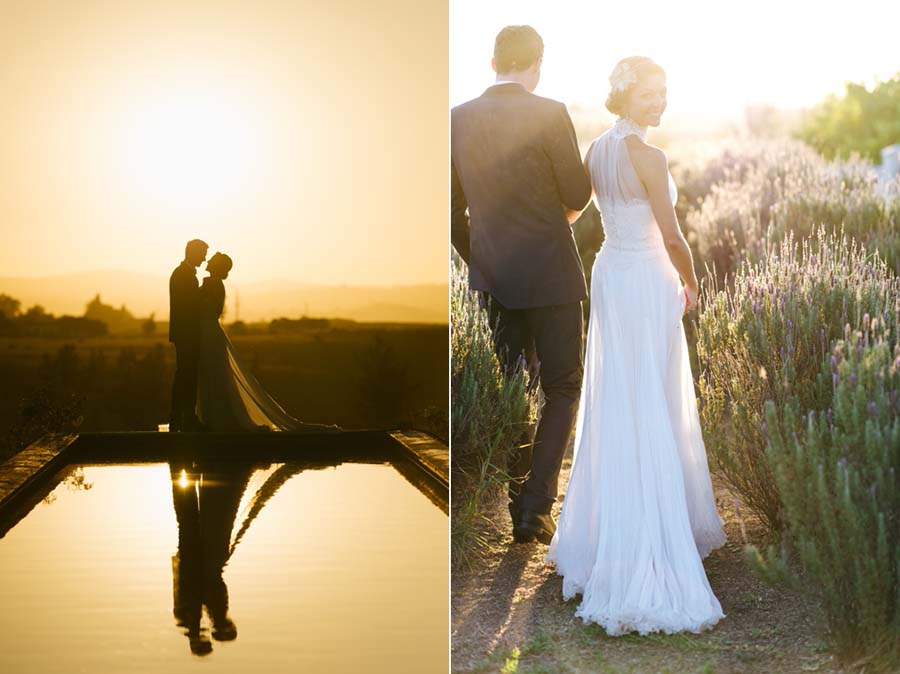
[185,239,209,257]
[494,25,543,73]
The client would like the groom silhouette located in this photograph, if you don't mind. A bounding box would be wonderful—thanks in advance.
[169,238,208,432]
[451,26,591,544]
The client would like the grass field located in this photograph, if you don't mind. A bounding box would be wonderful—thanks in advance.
[0,321,448,460]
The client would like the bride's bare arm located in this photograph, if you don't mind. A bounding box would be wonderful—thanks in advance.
[628,139,699,310]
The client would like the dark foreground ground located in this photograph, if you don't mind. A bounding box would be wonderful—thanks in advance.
[452,449,847,674]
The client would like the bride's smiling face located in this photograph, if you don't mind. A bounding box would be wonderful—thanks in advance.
[622,73,667,127]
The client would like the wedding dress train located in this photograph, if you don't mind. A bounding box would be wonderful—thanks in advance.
[196,277,339,432]
[546,118,726,635]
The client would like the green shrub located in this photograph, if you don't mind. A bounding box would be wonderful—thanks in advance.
[451,254,536,568]
[697,229,900,531]
[757,309,900,669]
[797,73,900,163]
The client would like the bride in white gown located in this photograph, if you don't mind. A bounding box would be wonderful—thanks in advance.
[196,252,340,433]
[545,57,726,635]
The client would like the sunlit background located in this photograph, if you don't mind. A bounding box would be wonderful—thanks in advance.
[451,0,900,127]
[0,0,447,303]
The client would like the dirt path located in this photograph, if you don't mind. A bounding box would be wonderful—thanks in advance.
[452,452,848,674]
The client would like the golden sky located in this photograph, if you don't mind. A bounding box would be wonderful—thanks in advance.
[451,0,900,120]
[0,0,447,286]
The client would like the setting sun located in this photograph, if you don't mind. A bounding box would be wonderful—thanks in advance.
[120,87,259,208]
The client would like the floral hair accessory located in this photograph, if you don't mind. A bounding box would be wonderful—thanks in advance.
[610,61,638,93]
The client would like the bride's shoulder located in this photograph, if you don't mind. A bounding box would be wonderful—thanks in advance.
[625,138,668,176]
[200,277,224,293]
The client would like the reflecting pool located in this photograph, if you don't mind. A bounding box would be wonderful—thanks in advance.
[0,459,447,673]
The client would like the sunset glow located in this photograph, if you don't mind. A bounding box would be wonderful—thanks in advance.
[451,0,900,122]
[0,0,447,290]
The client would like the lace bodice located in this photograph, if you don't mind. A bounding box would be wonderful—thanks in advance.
[588,118,677,252]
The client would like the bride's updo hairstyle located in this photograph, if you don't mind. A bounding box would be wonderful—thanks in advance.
[208,252,233,280]
[605,56,665,116]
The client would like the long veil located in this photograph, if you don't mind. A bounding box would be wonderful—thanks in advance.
[227,460,336,561]
[221,328,340,432]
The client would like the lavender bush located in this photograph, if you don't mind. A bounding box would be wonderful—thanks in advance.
[451,253,537,567]
[697,229,900,531]
[756,308,900,669]
[675,140,900,288]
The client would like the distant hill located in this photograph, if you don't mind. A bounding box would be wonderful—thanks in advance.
[0,271,448,324]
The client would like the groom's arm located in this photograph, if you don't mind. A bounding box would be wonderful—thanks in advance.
[450,157,471,263]
[564,143,597,224]
[544,102,591,212]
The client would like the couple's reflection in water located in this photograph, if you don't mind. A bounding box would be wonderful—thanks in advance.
[169,460,252,655]
[164,455,436,657]
[167,457,337,656]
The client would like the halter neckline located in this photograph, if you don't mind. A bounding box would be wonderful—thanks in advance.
[611,117,648,141]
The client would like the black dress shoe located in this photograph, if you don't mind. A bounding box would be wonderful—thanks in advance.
[513,509,556,545]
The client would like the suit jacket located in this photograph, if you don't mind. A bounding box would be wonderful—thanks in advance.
[169,261,200,344]
[451,83,592,309]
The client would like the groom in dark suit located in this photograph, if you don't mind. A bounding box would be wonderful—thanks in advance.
[169,238,208,432]
[451,26,591,544]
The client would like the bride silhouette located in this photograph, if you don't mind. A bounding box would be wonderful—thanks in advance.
[196,252,339,432]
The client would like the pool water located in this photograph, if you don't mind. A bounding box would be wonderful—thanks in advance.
[0,460,447,673]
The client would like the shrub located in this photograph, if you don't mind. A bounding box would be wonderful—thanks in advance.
[669,137,792,230]
[797,73,900,163]
[697,229,900,531]
[684,141,900,287]
[757,309,900,669]
[450,254,536,568]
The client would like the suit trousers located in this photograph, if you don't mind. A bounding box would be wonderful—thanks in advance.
[482,294,584,515]
[171,339,200,425]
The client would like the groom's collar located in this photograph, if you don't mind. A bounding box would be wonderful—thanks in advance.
[483,81,527,96]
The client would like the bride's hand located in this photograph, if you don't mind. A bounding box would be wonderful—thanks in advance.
[683,283,699,314]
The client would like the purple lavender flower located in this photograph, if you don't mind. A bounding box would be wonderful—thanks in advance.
[849,373,857,386]
[868,401,878,417]
[830,355,838,369]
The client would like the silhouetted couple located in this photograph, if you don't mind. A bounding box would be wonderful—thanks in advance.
[168,238,339,432]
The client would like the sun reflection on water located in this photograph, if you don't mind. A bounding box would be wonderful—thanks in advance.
[0,461,447,674]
